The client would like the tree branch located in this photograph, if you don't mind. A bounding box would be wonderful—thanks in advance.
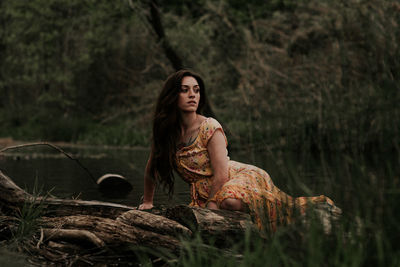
[0,142,97,183]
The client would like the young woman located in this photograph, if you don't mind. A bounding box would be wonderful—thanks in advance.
[139,69,336,230]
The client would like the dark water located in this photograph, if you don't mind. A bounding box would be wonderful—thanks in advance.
[1,144,394,211]
[0,145,191,207]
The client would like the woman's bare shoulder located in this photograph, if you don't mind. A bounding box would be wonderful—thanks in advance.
[197,115,208,127]
[198,115,207,122]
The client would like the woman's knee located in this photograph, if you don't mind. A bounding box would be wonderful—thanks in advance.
[220,198,244,211]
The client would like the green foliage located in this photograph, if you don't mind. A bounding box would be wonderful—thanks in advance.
[0,181,51,265]
[0,0,398,154]
[144,215,399,267]
[0,0,157,132]
[77,120,150,146]
[11,181,48,242]
[13,198,43,242]
[161,0,400,153]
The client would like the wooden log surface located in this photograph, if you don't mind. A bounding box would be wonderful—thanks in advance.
[0,170,256,235]
[0,168,342,265]
[117,209,192,238]
[40,215,181,253]
[0,169,258,264]
[41,228,106,248]
[0,170,134,218]
[166,205,258,245]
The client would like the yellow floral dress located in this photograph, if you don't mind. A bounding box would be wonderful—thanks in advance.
[175,117,336,231]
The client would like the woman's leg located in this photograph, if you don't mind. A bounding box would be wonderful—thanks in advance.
[220,198,247,212]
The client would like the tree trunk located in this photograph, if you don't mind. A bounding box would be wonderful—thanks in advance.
[138,0,218,119]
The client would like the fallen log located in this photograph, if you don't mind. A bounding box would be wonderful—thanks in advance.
[0,169,257,264]
[0,169,342,265]
[166,205,258,245]
[41,228,105,248]
[0,170,256,234]
[117,209,192,238]
[0,170,134,218]
[40,215,181,254]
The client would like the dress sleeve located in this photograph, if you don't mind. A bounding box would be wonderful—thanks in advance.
[200,118,228,147]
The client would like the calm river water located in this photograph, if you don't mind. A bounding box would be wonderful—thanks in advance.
[1,143,391,211]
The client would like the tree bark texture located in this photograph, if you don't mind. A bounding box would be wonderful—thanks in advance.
[0,170,257,264]
[0,169,342,265]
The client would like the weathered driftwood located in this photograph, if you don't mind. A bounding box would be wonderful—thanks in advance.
[0,170,257,264]
[117,209,192,238]
[166,205,258,245]
[0,170,134,218]
[0,170,253,234]
[0,169,342,264]
[41,228,106,248]
[40,215,181,253]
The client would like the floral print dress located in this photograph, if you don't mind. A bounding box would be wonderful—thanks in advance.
[175,117,336,230]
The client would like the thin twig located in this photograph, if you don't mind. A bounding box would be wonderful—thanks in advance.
[0,142,97,183]
[37,227,44,249]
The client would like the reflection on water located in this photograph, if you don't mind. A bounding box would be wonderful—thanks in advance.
[0,145,191,207]
[1,144,395,213]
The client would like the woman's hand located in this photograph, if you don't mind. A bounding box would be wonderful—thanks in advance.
[206,201,219,210]
[140,156,155,211]
[138,202,154,210]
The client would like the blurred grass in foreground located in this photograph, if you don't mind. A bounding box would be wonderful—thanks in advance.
[137,149,399,267]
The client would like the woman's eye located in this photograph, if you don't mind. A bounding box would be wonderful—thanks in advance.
[194,88,200,93]
[180,88,188,93]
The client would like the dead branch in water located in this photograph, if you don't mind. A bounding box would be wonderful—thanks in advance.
[0,142,96,183]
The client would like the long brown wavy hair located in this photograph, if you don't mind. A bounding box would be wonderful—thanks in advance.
[149,70,208,196]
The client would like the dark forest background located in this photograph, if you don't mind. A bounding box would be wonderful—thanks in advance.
[0,0,399,153]
[0,1,399,265]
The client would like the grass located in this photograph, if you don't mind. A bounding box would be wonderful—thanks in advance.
[151,218,369,267]
[2,179,50,265]
[135,148,399,267]
[12,195,45,243]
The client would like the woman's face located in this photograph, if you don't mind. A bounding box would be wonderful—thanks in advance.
[178,76,200,113]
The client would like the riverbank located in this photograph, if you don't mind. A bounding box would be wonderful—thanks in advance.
[0,137,148,152]
[0,147,399,266]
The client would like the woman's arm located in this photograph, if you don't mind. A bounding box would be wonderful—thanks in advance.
[138,155,155,210]
[206,130,229,209]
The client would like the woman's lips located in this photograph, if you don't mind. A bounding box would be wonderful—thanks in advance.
[188,101,197,105]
